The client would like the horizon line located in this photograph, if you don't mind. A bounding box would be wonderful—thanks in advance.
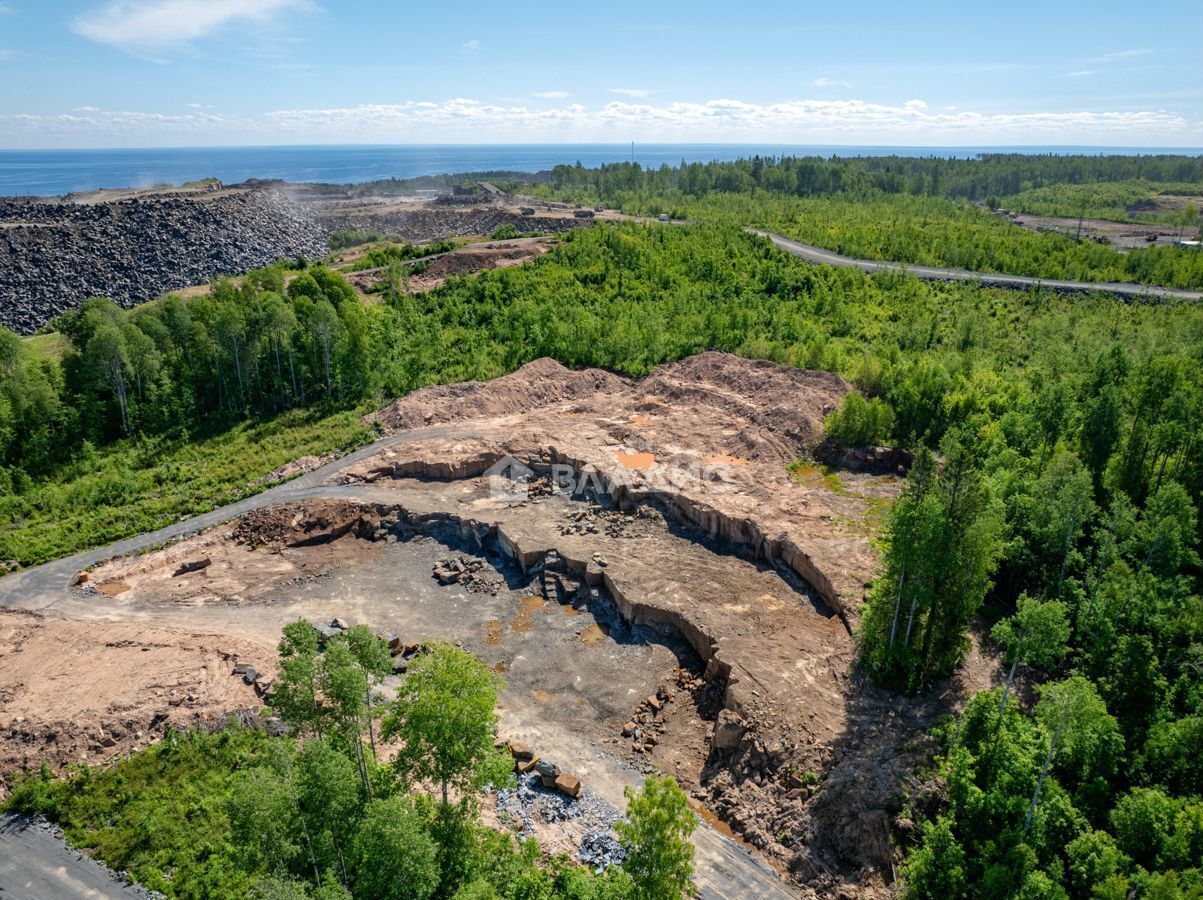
[3,142,1203,155]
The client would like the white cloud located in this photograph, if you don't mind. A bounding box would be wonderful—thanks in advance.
[1067,70,1095,78]
[461,38,480,50]
[1078,48,1151,63]
[71,0,310,50]
[533,90,569,99]
[1,96,1196,147]
[812,77,850,88]
[0,48,13,59]
[609,87,653,98]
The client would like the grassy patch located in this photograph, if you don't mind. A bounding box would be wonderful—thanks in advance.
[0,408,373,568]
[21,331,69,364]
[6,727,269,898]
[788,461,848,495]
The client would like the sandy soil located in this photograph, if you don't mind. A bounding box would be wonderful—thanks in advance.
[0,609,270,776]
[1005,210,1190,249]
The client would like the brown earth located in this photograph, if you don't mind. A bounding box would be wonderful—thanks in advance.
[0,609,272,777]
[341,236,558,297]
[1003,209,1194,250]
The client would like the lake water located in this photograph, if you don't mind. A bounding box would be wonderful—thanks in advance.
[0,144,1199,197]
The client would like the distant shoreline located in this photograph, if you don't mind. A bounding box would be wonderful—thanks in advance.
[2,143,1201,198]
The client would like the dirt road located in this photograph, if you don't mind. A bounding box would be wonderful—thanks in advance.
[752,229,1203,302]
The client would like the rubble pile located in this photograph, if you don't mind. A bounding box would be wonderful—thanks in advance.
[431,555,502,594]
[621,668,706,755]
[557,503,630,538]
[492,766,626,871]
[0,187,328,333]
[313,204,582,243]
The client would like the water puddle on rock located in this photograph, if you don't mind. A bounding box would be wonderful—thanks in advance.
[578,622,610,645]
[510,596,545,633]
[689,799,752,848]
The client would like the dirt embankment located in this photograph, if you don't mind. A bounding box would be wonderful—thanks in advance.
[0,609,273,779]
[343,236,559,297]
[0,185,327,333]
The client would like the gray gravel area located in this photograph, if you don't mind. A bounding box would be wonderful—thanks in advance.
[0,814,159,899]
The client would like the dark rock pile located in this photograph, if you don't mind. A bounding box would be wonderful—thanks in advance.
[492,770,626,870]
[0,187,328,333]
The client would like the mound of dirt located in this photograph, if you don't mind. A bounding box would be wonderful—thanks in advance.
[372,357,631,432]
[634,352,850,459]
[372,352,848,461]
[0,610,273,784]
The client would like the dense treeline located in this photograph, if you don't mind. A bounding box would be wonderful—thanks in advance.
[8,632,697,899]
[537,154,1203,204]
[0,263,374,482]
[848,301,1203,890]
[521,155,1203,289]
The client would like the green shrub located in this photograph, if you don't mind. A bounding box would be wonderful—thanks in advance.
[824,392,896,445]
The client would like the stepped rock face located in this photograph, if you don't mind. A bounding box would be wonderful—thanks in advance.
[0,185,327,333]
[364,352,890,618]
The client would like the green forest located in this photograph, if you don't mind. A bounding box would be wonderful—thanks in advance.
[1,153,1202,898]
[518,157,1203,290]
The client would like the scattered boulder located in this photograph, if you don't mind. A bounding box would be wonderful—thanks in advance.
[554,773,582,799]
[712,709,746,752]
[172,558,212,577]
[508,741,534,761]
[534,759,560,788]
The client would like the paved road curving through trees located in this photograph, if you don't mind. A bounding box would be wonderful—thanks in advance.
[751,229,1203,302]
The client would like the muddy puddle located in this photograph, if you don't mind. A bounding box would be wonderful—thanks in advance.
[689,799,754,849]
[578,622,610,645]
[510,595,545,633]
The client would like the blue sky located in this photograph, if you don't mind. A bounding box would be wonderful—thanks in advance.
[0,0,1200,148]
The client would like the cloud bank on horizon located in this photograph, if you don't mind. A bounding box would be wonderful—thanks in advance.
[1,0,1199,148]
[4,98,1191,147]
